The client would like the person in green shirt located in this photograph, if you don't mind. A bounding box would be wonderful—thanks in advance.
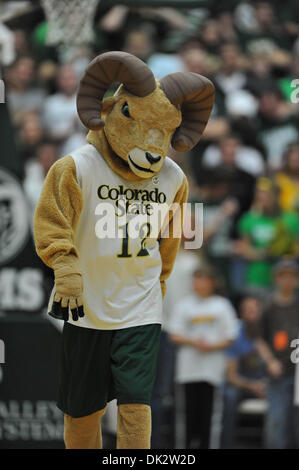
[234,177,299,290]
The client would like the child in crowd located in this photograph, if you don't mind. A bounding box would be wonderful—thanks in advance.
[221,296,266,448]
[257,258,299,449]
[168,266,238,449]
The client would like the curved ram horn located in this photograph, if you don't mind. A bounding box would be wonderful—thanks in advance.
[77,51,156,130]
[160,72,215,152]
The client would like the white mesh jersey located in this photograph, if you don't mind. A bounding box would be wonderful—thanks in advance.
[64,144,184,330]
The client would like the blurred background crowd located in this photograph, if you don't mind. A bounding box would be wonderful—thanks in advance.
[0,0,299,450]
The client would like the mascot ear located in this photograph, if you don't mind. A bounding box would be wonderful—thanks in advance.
[101,96,115,115]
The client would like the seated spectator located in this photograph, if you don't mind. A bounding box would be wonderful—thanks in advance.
[197,135,256,218]
[17,111,44,163]
[214,41,247,96]
[245,50,275,98]
[275,142,299,212]
[256,259,299,448]
[234,177,299,293]
[217,12,239,44]
[255,86,298,170]
[13,29,32,57]
[6,55,45,124]
[23,141,58,214]
[180,43,210,76]
[196,169,240,293]
[42,64,80,149]
[199,19,222,55]
[221,295,266,449]
[202,133,265,176]
[123,28,154,62]
[205,148,255,215]
[168,266,238,449]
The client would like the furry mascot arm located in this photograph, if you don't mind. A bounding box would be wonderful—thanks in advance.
[159,175,189,297]
[33,155,84,321]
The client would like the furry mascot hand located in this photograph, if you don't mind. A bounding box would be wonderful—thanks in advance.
[50,254,85,321]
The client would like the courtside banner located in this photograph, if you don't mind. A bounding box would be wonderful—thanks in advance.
[0,102,63,449]
[0,103,52,317]
[0,318,64,449]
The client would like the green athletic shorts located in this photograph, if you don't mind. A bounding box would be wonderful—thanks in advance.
[57,322,161,418]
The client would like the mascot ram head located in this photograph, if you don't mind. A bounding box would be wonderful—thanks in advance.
[77,51,215,179]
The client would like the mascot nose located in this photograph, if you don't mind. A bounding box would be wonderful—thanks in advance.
[145,152,161,164]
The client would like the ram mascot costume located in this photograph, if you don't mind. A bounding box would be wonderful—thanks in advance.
[34,51,214,449]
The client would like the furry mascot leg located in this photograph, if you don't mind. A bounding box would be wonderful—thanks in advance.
[64,407,106,449]
[117,404,151,449]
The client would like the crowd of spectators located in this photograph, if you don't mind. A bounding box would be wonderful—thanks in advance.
[1,0,299,450]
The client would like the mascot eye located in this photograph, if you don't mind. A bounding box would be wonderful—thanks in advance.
[121,102,131,118]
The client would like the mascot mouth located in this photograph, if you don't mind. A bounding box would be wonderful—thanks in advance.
[128,155,154,173]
